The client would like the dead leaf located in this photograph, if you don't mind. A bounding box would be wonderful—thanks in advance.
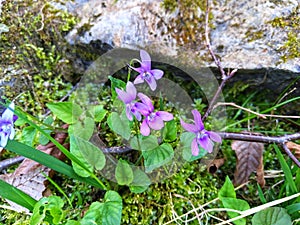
[256,156,265,187]
[286,142,300,159]
[207,158,225,174]
[232,140,265,187]
[0,125,68,212]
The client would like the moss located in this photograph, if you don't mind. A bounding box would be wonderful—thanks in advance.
[269,5,300,61]
[161,0,212,49]
[0,210,30,224]
[0,0,77,115]
[121,162,219,224]
[245,29,264,42]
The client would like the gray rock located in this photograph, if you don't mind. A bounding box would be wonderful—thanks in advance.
[65,0,299,70]
[64,0,299,97]
[210,0,299,72]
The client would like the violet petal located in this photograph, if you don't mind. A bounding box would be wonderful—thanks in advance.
[192,109,204,130]
[140,119,150,136]
[134,102,150,116]
[138,93,154,112]
[191,138,199,156]
[126,82,137,100]
[140,50,151,71]
[148,116,164,130]
[0,132,8,148]
[1,102,14,123]
[207,131,222,143]
[125,106,133,121]
[180,119,198,133]
[134,75,145,85]
[9,127,15,140]
[151,69,164,80]
[199,135,213,153]
[145,76,157,91]
[157,111,173,121]
[115,88,133,104]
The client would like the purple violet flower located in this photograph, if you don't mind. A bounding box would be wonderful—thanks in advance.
[138,93,173,136]
[0,102,17,150]
[115,82,147,121]
[131,50,164,91]
[180,109,222,155]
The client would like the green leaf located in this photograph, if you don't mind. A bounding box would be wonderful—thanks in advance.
[180,132,206,161]
[142,143,174,173]
[286,203,300,215]
[81,191,122,225]
[30,196,65,225]
[109,76,126,100]
[274,144,298,195]
[68,116,95,140]
[80,202,103,225]
[0,179,36,211]
[38,117,54,145]
[70,135,106,177]
[21,126,37,146]
[88,105,107,122]
[6,140,102,188]
[107,112,131,140]
[221,197,250,225]
[252,207,292,225]
[102,191,122,225]
[115,159,134,185]
[162,120,177,142]
[219,176,236,200]
[130,135,159,151]
[46,102,83,124]
[101,191,123,225]
[129,169,151,193]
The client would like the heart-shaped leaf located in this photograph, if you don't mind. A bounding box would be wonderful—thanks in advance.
[46,102,82,124]
[142,143,174,173]
[129,169,151,193]
[252,207,292,225]
[130,135,159,151]
[70,135,106,177]
[107,112,131,140]
[115,159,133,185]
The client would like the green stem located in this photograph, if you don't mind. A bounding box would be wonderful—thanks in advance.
[127,58,141,82]
[42,171,73,208]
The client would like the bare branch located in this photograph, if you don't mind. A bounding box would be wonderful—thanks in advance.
[218,132,300,167]
[202,0,237,121]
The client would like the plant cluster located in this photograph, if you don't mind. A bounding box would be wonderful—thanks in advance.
[0,0,299,224]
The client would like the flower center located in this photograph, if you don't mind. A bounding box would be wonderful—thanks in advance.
[0,123,12,136]
[147,112,156,122]
[197,130,207,140]
[142,71,152,81]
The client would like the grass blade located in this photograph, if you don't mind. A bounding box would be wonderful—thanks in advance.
[5,140,102,188]
[0,179,36,211]
[274,144,298,195]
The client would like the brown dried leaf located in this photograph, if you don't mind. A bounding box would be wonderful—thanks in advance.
[232,140,264,187]
[286,142,300,159]
[256,156,265,187]
[0,127,68,212]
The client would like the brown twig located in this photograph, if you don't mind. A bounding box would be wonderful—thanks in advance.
[202,0,237,121]
[218,132,300,167]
